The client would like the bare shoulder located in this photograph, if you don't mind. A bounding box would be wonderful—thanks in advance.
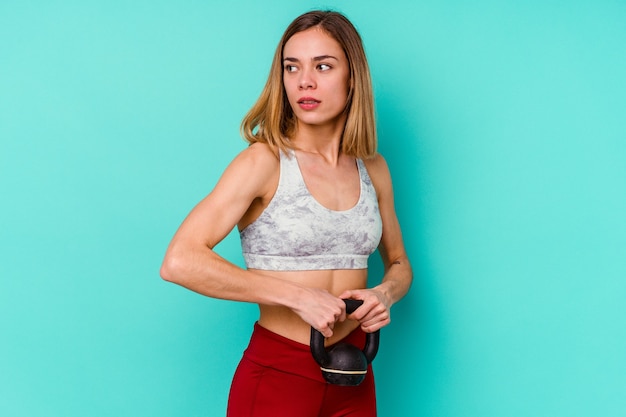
[229,143,281,229]
[363,153,392,194]
[234,142,279,171]
[222,142,279,188]
[225,142,279,201]
[363,153,389,173]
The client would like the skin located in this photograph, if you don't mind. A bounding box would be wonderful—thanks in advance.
[160,27,412,346]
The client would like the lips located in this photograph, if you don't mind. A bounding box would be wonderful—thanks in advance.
[297,96,320,104]
[297,96,321,110]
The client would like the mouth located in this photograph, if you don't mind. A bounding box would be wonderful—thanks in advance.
[297,97,321,110]
[297,97,321,104]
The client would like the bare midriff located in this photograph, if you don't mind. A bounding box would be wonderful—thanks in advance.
[252,268,368,346]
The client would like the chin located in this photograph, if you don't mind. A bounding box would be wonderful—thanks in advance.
[297,114,344,128]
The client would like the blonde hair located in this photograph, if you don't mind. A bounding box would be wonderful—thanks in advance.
[240,10,377,159]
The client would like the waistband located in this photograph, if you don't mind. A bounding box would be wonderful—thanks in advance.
[243,322,367,383]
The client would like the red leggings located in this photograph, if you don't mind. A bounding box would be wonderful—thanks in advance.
[227,323,377,417]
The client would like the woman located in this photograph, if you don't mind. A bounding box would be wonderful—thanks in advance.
[161,10,412,416]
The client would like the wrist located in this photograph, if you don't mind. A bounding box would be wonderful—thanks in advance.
[272,279,307,309]
[372,284,394,308]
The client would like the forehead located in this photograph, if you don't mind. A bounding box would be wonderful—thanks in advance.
[283,27,345,59]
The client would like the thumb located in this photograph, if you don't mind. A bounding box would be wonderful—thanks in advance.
[339,289,368,301]
[338,289,354,300]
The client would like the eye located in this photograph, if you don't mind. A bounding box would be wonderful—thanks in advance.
[317,63,331,71]
[284,64,297,73]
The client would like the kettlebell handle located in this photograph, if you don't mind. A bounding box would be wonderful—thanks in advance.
[310,299,380,367]
[343,298,364,315]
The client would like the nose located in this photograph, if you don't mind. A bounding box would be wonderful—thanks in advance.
[298,68,316,90]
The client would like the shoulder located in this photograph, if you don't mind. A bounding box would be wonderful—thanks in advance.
[226,142,280,180]
[228,143,281,228]
[237,142,279,168]
[215,142,279,200]
[362,152,389,172]
[362,153,392,193]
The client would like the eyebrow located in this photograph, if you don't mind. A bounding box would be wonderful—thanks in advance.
[283,55,339,63]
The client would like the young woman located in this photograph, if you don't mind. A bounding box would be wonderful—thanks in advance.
[161,10,412,416]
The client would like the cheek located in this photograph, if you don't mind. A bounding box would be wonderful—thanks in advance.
[337,73,350,97]
[337,78,351,101]
[283,79,297,101]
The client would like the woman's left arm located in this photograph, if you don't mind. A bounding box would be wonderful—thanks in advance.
[340,154,413,332]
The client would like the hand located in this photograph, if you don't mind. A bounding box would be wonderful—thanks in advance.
[290,288,346,338]
[338,288,391,333]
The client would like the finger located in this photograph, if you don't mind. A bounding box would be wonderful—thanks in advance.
[340,289,367,301]
[318,325,333,338]
[362,305,389,325]
[348,298,373,321]
[318,314,338,338]
[361,315,391,332]
[336,309,346,323]
[361,320,385,333]
[337,289,353,300]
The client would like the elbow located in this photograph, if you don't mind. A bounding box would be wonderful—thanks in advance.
[160,252,184,284]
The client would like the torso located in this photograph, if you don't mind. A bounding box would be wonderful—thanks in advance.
[240,149,381,270]
[238,145,380,345]
[254,269,367,345]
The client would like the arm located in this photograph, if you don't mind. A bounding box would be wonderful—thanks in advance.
[340,154,413,332]
[160,143,346,336]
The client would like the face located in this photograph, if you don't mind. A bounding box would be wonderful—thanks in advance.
[282,28,350,130]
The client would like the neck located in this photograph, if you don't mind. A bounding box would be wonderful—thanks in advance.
[291,117,346,163]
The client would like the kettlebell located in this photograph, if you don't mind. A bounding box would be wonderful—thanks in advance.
[310,299,380,386]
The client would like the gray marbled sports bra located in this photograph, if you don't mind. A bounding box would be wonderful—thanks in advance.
[239,149,383,271]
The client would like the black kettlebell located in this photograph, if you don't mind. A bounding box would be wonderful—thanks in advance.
[310,299,380,386]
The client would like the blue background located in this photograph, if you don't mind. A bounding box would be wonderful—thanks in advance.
[1,1,625,416]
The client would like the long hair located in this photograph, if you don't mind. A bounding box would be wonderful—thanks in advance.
[240,10,377,159]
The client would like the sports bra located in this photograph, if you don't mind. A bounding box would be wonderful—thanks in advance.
[239,149,383,271]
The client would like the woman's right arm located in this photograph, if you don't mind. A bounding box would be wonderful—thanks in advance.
[159,143,345,336]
